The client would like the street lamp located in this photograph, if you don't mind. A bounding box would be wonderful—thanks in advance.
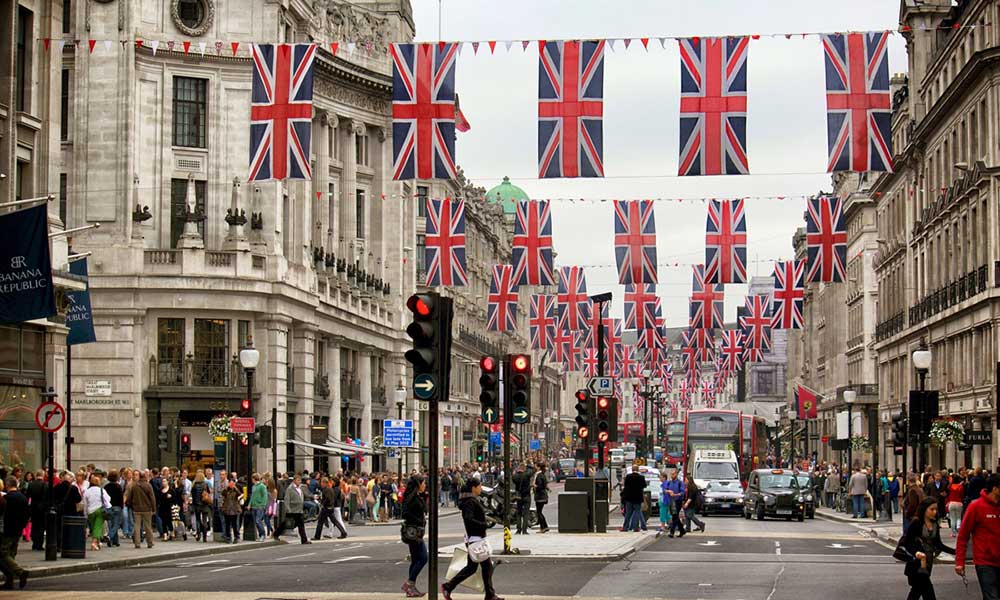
[789,411,797,469]
[844,389,857,472]
[238,340,260,542]
[912,346,932,471]
[395,384,406,476]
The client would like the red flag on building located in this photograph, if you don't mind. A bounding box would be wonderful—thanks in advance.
[455,93,471,132]
[795,385,818,420]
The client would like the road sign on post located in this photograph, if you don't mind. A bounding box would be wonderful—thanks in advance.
[230,417,255,434]
[383,419,415,447]
[587,376,615,397]
[413,374,436,400]
[35,402,66,433]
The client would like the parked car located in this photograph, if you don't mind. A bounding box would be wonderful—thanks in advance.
[743,469,805,522]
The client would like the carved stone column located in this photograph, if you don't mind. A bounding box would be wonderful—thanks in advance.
[341,119,364,261]
[360,350,373,445]
[223,177,249,251]
[327,339,342,473]
[177,173,205,249]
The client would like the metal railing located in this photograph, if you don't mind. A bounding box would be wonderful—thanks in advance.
[908,264,988,327]
[152,355,234,387]
[875,312,905,342]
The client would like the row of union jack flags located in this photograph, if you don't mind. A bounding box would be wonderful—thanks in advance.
[389,33,894,183]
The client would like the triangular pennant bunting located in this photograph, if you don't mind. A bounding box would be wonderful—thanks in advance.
[88,39,96,53]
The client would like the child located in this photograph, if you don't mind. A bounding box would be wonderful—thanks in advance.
[658,471,672,532]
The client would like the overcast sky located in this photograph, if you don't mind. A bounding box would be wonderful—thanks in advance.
[410,0,906,327]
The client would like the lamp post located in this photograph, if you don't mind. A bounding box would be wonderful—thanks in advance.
[844,389,857,472]
[395,387,405,477]
[912,346,932,472]
[789,411,796,469]
[239,340,260,542]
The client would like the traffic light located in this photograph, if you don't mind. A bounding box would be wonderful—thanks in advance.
[508,354,531,424]
[240,397,251,416]
[891,410,907,446]
[257,424,273,449]
[574,389,590,439]
[404,293,452,401]
[251,428,261,446]
[157,425,169,450]
[475,443,485,462]
[479,355,500,424]
[178,432,191,454]
[596,396,611,443]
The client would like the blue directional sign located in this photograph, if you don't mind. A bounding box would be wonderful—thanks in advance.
[489,431,502,451]
[529,439,541,451]
[413,373,437,400]
[383,419,414,447]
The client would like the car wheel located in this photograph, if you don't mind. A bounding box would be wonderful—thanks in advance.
[798,513,805,522]
[755,503,765,521]
[808,510,815,520]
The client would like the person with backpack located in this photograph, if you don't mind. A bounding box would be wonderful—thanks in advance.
[683,474,706,533]
[440,470,452,508]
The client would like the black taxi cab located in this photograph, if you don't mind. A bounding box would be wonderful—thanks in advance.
[742,468,805,522]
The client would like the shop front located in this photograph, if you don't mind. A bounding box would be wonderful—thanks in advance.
[0,323,48,473]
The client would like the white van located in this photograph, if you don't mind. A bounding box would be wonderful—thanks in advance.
[609,448,625,467]
[692,449,740,490]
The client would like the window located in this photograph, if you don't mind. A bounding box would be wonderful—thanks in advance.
[177,0,206,29]
[237,320,252,348]
[0,325,45,374]
[157,318,185,385]
[60,69,70,140]
[356,189,366,239]
[416,234,426,277]
[417,186,428,219]
[172,77,208,148]
[329,126,338,160]
[62,0,71,33]
[15,7,31,112]
[170,178,206,248]
[14,162,28,202]
[59,174,67,225]
[194,319,230,386]
[355,133,369,166]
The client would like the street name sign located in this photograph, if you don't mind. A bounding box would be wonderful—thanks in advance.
[587,376,615,397]
[383,419,415,447]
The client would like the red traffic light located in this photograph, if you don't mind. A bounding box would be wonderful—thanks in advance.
[575,389,588,402]
[406,294,433,317]
[512,354,529,372]
[240,399,251,412]
[578,426,589,439]
[181,434,191,443]
[480,356,496,372]
[597,397,610,409]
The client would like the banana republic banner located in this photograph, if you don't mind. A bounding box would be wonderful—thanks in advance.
[0,204,56,323]
[66,257,96,345]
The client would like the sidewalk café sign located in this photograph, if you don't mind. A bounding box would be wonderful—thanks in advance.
[0,204,55,323]
[66,258,96,345]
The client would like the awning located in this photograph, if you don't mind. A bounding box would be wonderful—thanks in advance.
[287,438,383,456]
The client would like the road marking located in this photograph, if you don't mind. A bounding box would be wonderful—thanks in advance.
[774,541,781,556]
[325,555,370,564]
[275,552,316,561]
[209,564,246,573]
[130,576,188,587]
[188,559,228,567]
[330,543,363,553]
[698,540,719,546]
[698,583,713,587]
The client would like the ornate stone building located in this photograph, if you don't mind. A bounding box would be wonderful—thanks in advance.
[872,0,998,471]
[45,0,426,473]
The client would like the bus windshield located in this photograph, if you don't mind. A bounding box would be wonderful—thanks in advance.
[688,412,740,435]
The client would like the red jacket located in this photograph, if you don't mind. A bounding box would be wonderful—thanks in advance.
[955,491,1000,568]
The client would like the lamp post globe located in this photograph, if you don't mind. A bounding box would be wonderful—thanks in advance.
[239,340,260,541]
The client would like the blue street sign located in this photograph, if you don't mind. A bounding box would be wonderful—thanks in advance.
[529,439,541,451]
[489,431,502,451]
[383,419,414,447]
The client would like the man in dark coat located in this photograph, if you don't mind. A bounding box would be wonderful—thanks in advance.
[512,463,533,534]
[0,476,30,588]
[621,465,648,532]
[25,469,48,551]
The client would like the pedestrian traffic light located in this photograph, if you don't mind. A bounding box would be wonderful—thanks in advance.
[157,424,169,450]
[240,397,251,416]
[575,389,590,439]
[891,410,907,446]
[257,424,272,449]
[479,355,500,424]
[179,432,191,454]
[596,396,611,443]
[508,354,531,424]
[404,293,453,401]
[475,443,485,462]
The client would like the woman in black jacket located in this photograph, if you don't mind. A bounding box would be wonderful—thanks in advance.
[901,496,955,600]
[441,478,503,600]
[400,475,427,598]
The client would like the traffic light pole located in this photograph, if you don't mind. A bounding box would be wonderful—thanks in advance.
[427,297,453,600]
[502,356,512,554]
[595,299,607,477]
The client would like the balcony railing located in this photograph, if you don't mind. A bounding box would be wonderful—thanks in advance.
[151,354,237,387]
[847,334,865,350]
[875,312,905,342]
[908,264,987,327]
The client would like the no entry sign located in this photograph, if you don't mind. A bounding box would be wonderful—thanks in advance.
[35,401,66,433]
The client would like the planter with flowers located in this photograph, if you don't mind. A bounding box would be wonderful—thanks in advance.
[928,418,964,446]
[208,415,247,442]
[850,434,872,451]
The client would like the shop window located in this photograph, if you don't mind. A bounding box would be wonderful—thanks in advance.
[15,7,32,112]
[194,319,230,386]
[356,189,366,239]
[0,325,45,374]
[0,326,20,371]
[157,318,185,385]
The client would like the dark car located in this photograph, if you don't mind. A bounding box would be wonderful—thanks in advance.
[794,473,817,519]
[743,469,805,522]
[702,480,745,516]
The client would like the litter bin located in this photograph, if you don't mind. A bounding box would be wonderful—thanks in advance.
[558,491,591,533]
[61,515,88,559]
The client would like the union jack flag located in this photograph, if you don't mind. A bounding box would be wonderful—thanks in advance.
[512,200,556,286]
[692,328,715,363]
[690,265,723,330]
[701,378,716,406]
[249,44,317,182]
[624,284,659,330]
[822,32,893,173]
[391,43,458,180]
[529,294,556,350]
[678,37,750,176]
[602,318,622,376]
[617,345,637,379]
[705,199,748,284]
[805,195,848,283]
[551,322,574,368]
[582,347,600,377]
[772,260,805,330]
[538,41,605,178]
[424,198,467,286]
[486,265,518,332]
[720,330,744,372]
[578,300,609,352]
[614,200,658,285]
[637,324,664,363]
[740,294,772,362]
[557,266,590,331]
[678,379,690,403]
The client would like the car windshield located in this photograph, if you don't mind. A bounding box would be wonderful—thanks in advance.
[759,474,799,489]
[796,475,812,487]
[695,462,739,480]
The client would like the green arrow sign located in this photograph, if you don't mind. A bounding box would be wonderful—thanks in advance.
[482,406,498,424]
[512,407,529,424]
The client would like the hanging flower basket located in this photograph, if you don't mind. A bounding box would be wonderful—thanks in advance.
[928,419,964,446]
[850,435,872,451]
[207,415,246,441]
[370,435,383,454]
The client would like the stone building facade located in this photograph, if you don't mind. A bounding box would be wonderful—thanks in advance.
[872,0,999,471]
[44,0,429,474]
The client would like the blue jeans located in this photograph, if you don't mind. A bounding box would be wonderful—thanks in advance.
[252,508,267,537]
[407,540,428,583]
[121,507,133,536]
[623,501,646,531]
[852,494,864,518]
[106,507,123,543]
[976,565,1000,600]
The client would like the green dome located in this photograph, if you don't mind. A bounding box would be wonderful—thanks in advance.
[484,176,528,214]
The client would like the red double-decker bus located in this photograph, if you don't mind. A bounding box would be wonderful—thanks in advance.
[616,421,645,445]
[664,420,685,467]
[741,414,768,476]
[683,409,742,471]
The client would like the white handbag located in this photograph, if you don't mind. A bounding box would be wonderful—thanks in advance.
[466,538,492,563]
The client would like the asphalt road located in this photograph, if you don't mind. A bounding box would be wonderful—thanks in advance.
[23,496,985,599]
